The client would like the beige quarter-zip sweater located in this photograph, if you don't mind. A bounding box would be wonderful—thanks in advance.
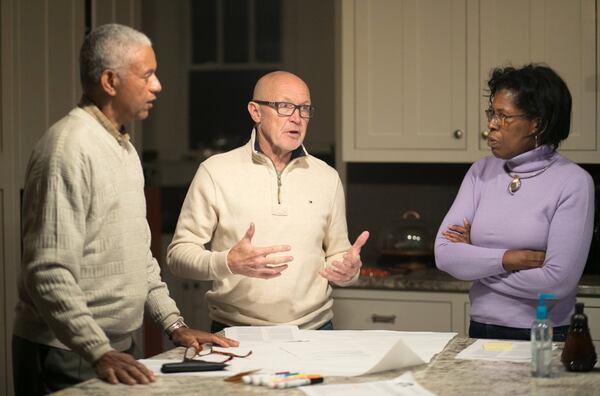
[13,104,181,363]
[167,130,355,329]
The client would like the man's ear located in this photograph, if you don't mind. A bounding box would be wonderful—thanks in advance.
[99,69,119,97]
[247,101,261,123]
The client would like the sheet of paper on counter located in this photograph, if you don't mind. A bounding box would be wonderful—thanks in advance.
[455,339,555,363]
[300,371,437,396]
[140,328,456,377]
[224,325,303,343]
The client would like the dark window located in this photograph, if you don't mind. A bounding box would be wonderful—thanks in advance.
[189,0,282,152]
[223,0,249,63]
[188,69,273,151]
[255,0,281,62]
[191,0,217,63]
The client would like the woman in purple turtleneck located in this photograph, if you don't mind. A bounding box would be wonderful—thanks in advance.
[435,64,595,341]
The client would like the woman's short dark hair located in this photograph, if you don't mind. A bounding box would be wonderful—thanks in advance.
[487,64,572,150]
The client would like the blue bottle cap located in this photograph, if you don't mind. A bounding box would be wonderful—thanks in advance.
[536,293,555,320]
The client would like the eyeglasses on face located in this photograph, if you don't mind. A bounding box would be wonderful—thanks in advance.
[253,100,315,119]
[484,108,529,126]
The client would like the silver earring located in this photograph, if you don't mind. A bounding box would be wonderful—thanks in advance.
[534,134,539,148]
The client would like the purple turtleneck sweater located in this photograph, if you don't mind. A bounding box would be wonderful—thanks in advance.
[435,145,595,328]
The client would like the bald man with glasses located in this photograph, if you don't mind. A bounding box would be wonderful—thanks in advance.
[167,71,369,332]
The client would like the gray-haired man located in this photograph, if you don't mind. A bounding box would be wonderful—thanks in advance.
[12,24,237,395]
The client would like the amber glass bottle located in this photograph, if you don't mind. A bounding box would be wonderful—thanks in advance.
[561,303,597,371]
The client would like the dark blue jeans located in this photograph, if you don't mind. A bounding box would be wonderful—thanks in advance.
[469,320,569,342]
[211,320,334,333]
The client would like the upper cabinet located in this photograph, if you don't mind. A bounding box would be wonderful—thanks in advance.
[340,0,599,163]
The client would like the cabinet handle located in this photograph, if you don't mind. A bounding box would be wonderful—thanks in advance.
[481,130,489,139]
[453,129,464,139]
[371,314,396,324]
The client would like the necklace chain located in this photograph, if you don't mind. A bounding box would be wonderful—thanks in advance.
[504,161,554,195]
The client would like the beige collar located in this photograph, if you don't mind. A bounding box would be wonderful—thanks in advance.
[78,95,130,146]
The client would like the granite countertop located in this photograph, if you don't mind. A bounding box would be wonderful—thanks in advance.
[350,267,600,297]
[54,337,600,396]
[414,337,600,396]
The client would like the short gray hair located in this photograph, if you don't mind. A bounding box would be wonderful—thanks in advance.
[79,23,152,93]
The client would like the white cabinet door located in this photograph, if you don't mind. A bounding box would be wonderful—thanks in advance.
[340,0,599,163]
[160,235,213,332]
[342,0,473,163]
[479,0,597,161]
[354,0,467,150]
[334,297,453,331]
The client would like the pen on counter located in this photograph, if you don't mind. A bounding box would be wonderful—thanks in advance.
[267,374,321,384]
[266,374,322,387]
[271,377,324,389]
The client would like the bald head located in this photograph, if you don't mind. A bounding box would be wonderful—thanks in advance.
[252,71,310,102]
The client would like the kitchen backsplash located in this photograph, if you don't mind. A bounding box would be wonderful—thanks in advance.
[154,162,600,276]
[346,163,469,266]
[346,162,600,275]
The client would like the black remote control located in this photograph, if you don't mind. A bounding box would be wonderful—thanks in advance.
[160,361,227,373]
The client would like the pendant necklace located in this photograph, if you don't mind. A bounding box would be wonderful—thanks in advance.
[504,161,555,195]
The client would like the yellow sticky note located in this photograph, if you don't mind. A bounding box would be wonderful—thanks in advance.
[482,342,513,352]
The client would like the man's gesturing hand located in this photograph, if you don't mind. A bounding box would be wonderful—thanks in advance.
[227,223,293,279]
[320,231,370,285]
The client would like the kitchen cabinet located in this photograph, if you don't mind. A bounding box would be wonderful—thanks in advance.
[162,273,212,332]
[332,288,470,336]
[333,289,600,350]
[159,259,214,348]
[340,0,600,164]
[160,235,213,336]
[479,0,597,160]
[161,275,214,351]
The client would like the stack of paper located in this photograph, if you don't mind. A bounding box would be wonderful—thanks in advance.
[140,327,456,378]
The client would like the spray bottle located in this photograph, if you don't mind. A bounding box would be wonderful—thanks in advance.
[531,293,554,377]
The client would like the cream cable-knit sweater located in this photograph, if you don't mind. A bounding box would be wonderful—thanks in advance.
[167,130,355,329]
[13,107,180,363]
